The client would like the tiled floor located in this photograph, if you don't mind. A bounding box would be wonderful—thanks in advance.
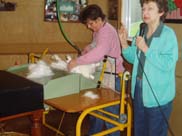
[0,110,128,136]
[0,95,181,136]
[0,110,89,136]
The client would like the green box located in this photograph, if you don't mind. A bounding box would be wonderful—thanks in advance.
[7,64,100,99]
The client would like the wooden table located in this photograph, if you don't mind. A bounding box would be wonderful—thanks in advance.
[44,88,120,113]
[44,88,129,136]
[0,70,44,136]
[0,109,43,136]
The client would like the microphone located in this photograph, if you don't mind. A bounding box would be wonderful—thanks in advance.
[139,23,146,37]
[136,23,146,54]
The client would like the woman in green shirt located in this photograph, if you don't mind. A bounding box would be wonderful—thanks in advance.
[118,0,178,136]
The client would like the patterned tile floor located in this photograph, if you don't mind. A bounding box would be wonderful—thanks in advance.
[0,110,129,136]
[0,110,89,136]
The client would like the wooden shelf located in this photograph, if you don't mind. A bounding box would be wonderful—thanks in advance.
[0,42,89,54]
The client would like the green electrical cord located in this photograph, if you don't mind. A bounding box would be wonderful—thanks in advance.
[56,0,81,55]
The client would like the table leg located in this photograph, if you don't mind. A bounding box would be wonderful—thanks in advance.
[31,110,43,136]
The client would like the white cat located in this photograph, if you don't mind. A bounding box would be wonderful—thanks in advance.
[50,54,67,71]
[27,60,54,78]
[51,54,100,79]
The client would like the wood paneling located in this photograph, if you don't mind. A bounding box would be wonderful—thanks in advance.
[0,0,92,53]
[0,0,121,54]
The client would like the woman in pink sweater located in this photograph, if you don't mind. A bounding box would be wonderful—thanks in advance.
[68,6,124,74]
[67,4,124,136]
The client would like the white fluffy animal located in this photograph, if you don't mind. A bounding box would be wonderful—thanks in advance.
[27,60,54,79]
[50,54,100,79]
[50,55,67,71]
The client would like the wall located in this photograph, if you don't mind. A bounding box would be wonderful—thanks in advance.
[0,0,92,54]
[168,23,182,136]
[0,0,114,54]
[0,0,112,69]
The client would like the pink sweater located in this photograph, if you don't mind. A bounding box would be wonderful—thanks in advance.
[77,22,124,73]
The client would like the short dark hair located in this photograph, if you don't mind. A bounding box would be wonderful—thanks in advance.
[79,4,106,24]
[140,0,168,21]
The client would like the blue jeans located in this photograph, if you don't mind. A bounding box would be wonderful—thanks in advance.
[88,76,121,136]
[133,78,173,136]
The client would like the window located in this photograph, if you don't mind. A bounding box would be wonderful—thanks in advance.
[121,0,142,40]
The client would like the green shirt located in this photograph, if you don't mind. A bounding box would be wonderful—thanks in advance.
[137,22,164,78]
[122,23,178,107]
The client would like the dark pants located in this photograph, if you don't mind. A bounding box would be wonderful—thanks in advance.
[133,78,172,136]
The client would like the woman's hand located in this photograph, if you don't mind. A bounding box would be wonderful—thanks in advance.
[81,45,91,55]
[81,49,88,55]
[136,36,148,53]
[118,25,128,49]
[67,59,78,71]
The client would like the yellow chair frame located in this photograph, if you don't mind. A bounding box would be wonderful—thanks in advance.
[43,56,132,136]
[76,71,132,136]
[28,48,49,63]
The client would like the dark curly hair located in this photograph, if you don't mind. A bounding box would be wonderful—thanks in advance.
[79,4,106,24]
[140,0,169,21]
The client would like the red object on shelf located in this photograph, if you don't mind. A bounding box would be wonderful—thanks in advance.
[14,61,19,65]
[174,0,182,16]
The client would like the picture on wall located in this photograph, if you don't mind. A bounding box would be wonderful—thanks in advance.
[44,0,87,22]
[108,0,118,20]
[165,0,182,23]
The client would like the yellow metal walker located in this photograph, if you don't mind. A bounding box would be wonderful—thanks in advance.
[43,56,133,136]
[6,51,132,135]
[28,48,49,63]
